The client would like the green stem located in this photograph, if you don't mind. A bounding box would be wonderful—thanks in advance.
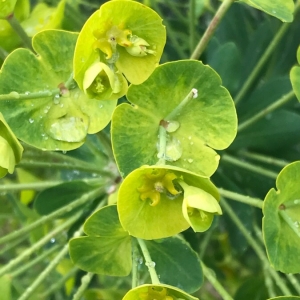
[18,220,85,300]
[10,244,60,278]
[137,238,160,284]
[234,23,292,105]
[221,200,292,295]
[201,262,234,300]
[0,46,8,61]
[6,14,33,51]
[199,229,214,259]
[0,181,64,192]
[238,90,295,132]
[40,267,78,298]
[166,89,198,120]
[189,0,196,54]
[132,238,139,288]
[0,89,60,101]
[0,188,104,245]
[263,264,276,298]
[239,150,289,168]
[254,225,300,295]
[0,234,28,255]
[190,0,235,59]
[278,210,300,239]
[222,154,278,179]
[0,213,79,277]
[156,125,167,164]
[218,188,263,209]
[18,245,70,300]
[18,160,108,175]
[72,273,94,300]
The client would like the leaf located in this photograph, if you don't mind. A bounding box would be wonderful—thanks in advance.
[263,161,300,273]
[34,181,96,216]
[290,46,300,102]
[0,112,23,178]
[122,284,198,300]
[69,205,132,276]
[112,60,237,177]
[239,0,294,22]
[146,237,203,293]
[0,0,17,19]
[0,30,116,151]
[73,0,166,87]
[117,165,219,240]
[267,298,300,300]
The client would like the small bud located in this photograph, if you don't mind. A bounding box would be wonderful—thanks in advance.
[125,35,156,57]
[83,62,121,100]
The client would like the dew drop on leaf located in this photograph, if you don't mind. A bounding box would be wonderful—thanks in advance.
[165,136,182,162]
[166,120,180,133]
[46,115,89,142]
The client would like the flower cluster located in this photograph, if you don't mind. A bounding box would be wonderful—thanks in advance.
[74,0,166,101]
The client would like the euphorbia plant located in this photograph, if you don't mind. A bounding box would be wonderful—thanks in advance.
[1,0,300,299]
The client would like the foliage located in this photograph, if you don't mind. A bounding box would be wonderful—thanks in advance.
[0,0,300,299]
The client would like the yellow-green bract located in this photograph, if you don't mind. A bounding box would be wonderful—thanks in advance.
[73,0,166,100]
[0,112,23,178]
[117,165,220,240]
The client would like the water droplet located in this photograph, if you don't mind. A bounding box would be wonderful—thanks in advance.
[80,57,85,63]
[99,104,103,108]
[62,151,67,154]
[165,136,182,162]
[9,91,20,99]
[46,115,88,142]
[50,238,56,243]
[60,103,64,108]
[29,118,34,124]
[188,136,192,140]
[294,199,300,204]
[138,257,143,264]
[53,94,60,104]
[145,261,156,268]
[294,221,299,228]
[166,120,180,133]
[25,91,30,95]
[187,158,193,163]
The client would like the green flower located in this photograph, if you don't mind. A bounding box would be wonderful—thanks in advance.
[122,284,198,300]
[83,61,127,100]
[0,113,23,178]
[74,0,166,91]
[117,165,220,239]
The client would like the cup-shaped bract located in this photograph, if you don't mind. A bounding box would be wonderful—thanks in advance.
[0,113,23,178]
[122,284,198,300]
[180,182,222,232]
[117,165,219,240]
[83,61,128,101]
[73,0,166,95]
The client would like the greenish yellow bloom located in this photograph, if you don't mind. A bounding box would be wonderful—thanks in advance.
[83,61,127,100]
[137,169,181,206]
[0,113,23,178]
[122,284,198,300]
[139,286,174,300]
[126,35,156,57]
[181,182,222,232]
[93,25,132,60]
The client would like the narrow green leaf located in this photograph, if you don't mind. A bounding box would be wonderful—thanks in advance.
[290,46,300,102]
[146,237,203,293]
